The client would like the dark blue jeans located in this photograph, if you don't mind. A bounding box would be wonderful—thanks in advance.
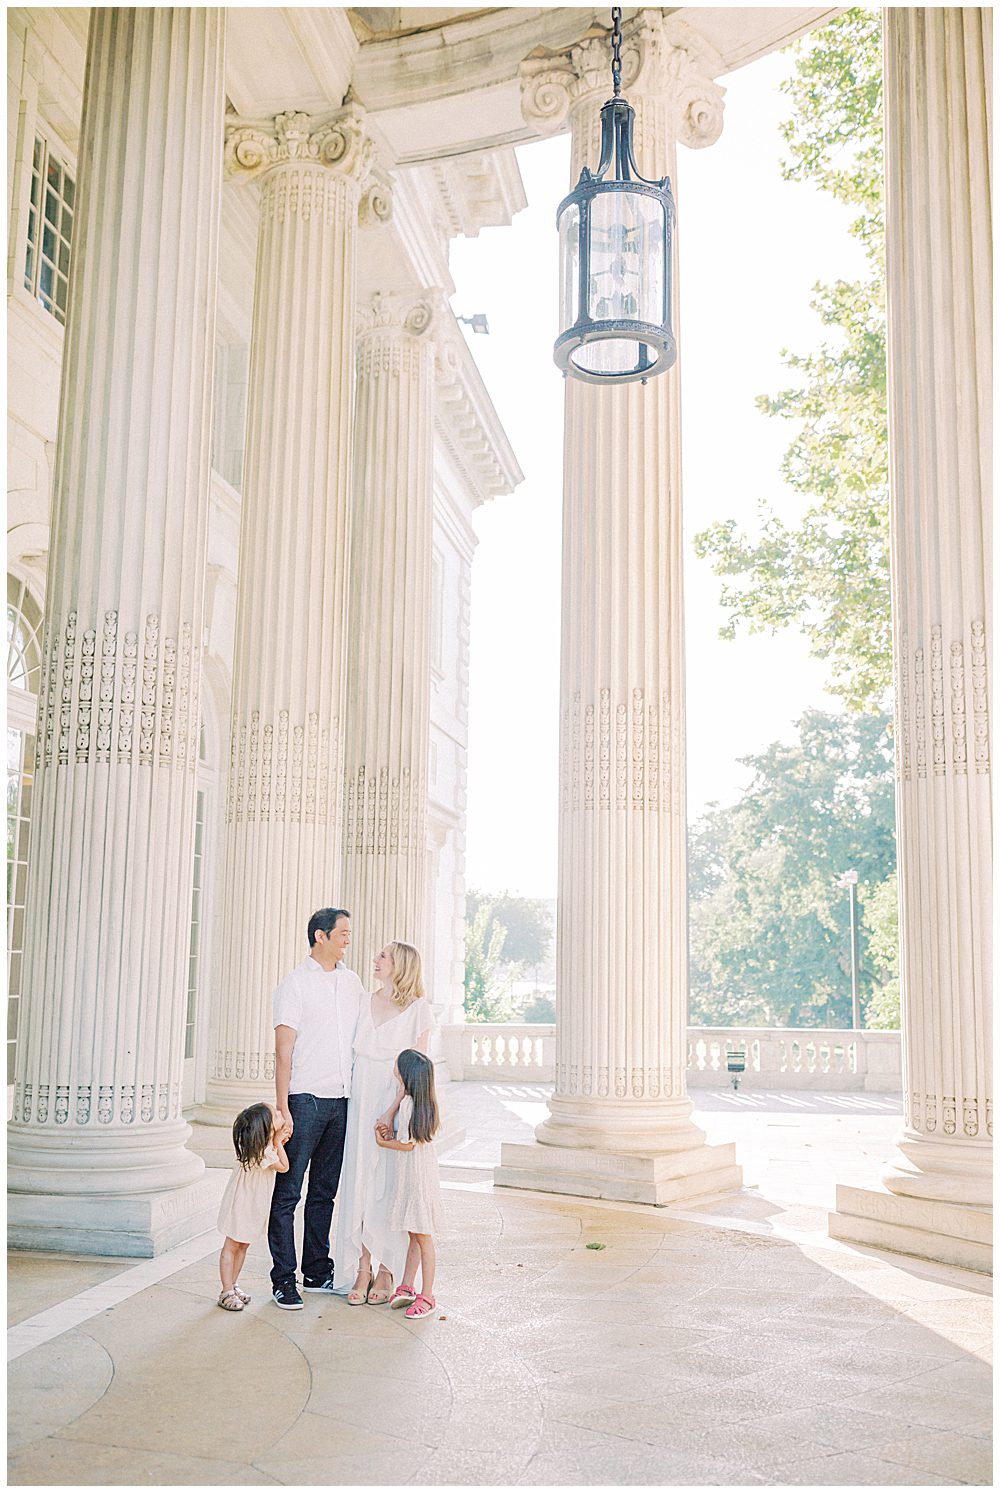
[267,1093,348,1287]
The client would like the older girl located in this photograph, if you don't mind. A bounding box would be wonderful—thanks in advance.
[379,1048,443,1319]
[332,942,434,1304]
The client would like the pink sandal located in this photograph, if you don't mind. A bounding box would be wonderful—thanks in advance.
[404,1293,436,1319]
[389,1284,417,1309]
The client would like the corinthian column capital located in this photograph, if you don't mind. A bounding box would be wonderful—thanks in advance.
[224,101,375,185]
[356,287,448,339]
[520,10,724,150]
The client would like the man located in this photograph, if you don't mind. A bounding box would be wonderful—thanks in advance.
[267,907,364,1309]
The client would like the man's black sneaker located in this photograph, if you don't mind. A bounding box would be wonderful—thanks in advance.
[272,1281,304,1310]
[303,1275,336,1293]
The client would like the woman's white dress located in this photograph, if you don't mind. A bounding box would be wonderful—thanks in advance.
[332,994,435,1292]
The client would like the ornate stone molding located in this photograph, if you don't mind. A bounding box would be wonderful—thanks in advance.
[224,103,374,186]
[226,710,337,827]
[897,620,990,780]
[520,9,725,150]
[356,288,444,339]
[358,166,394,228]
[36,610,198,773]
[562,687,681,813]
[14,1076,180,1128]
[344,763,424,857]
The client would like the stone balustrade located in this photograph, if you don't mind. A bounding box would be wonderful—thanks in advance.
[440,1024,903,1093]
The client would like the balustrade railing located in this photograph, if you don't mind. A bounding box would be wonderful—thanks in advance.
[439,1023,902,1092]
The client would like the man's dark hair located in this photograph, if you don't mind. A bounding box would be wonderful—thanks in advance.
[307,907,350,946]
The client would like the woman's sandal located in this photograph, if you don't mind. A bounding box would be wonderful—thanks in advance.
[367,1273,393,1305]
[218,1288,244,1312]
[404,1293,436,1319]
[389,1284,417,1310]
[347,1271,373,1306]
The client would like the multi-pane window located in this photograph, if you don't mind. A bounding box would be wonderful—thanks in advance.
[24,135,75,324]
[7,576,43,1086]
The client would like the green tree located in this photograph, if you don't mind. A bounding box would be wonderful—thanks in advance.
[463,903,515,1023]
[466,890,553,968]
[694,8,888,713]
[688,710,896,1027]
[523,992,556,1024]
[861,870,900,1028]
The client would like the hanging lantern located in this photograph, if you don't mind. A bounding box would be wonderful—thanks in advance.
[554,7,676,385]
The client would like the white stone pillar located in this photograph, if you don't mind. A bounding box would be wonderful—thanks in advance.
[340,291,436,989]
[831,8,992,1272]
[497,13,741,1204]
[7,8,226,1255]
[201,108,375,1122]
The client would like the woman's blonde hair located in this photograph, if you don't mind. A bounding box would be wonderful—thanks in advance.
[386,941,424,1010]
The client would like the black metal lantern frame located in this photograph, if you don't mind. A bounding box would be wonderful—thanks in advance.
[554,9,677,386]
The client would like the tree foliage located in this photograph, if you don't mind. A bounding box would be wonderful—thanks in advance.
[861,870,900,1029]
[688,710,896,1028]
[466,890,553,968]
[694,9,889,713]
[463,903,516,1023]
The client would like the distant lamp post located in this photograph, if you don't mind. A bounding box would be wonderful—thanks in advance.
[837,869,862,1029]
[554,6,676,385]
[457,313,490,335]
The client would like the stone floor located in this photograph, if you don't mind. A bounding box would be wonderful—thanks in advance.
[7,1085,993,1487]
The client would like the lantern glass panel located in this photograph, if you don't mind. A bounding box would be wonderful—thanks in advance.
[558,201,580,332]
[586,189,664,324]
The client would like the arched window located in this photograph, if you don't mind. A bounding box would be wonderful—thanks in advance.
[7,575,43,1085]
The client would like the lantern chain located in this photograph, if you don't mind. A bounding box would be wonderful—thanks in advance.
[610,7,622,97]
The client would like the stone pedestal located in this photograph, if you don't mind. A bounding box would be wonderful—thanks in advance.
[202,107,375,1123]
[7,8,225,1256]
[830,8,992,1271]
[340,291,436,987]
[496,13,740,1206]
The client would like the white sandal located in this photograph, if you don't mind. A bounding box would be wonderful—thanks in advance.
[218,1288,244,1312]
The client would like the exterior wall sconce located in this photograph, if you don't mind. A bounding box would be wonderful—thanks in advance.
[554,7,677,385]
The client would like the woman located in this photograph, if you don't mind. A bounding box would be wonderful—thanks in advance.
[333,940,435,1304]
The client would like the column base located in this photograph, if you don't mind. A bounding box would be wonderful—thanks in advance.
[7,1171,228,1259]
[829,1182,992,1274]
[495,1139,742,1207]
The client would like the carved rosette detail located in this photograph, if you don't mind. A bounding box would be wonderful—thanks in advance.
[224,106,374,190]
[520,11,725,150]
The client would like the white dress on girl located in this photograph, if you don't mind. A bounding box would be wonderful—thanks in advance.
[332,994,435,1292]
[386,1096,443,1236]
[217,1143,281,1244]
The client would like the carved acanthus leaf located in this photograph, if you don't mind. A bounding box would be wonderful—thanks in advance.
[224,103,374,186]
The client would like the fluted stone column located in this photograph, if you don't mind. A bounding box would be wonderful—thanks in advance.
[7,9,226,1255]
[201,108,376,1124]
[831,8,992,1272]
[341,291,436,989]
[497,12,741,1204]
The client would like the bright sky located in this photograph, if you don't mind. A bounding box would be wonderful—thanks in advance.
[452,41,868,900]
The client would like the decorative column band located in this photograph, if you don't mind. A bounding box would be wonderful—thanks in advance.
[35,611,198,771]
[896,620,990,780]
[562,688,682,811]
[344,765,419,855]
[13,1079,180,1128]
[555,1061,685,1101]
[225,711,337,826]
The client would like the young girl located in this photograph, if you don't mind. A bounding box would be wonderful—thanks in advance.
[376,1048,442,1319]
[217,1102,289,1311]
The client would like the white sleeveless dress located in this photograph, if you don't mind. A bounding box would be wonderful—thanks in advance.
[332,995,435,1291]
[386,1096,443,1235]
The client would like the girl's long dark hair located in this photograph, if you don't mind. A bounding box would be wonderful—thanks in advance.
[233,1102,273,1169]
[396,1049,439,1143]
